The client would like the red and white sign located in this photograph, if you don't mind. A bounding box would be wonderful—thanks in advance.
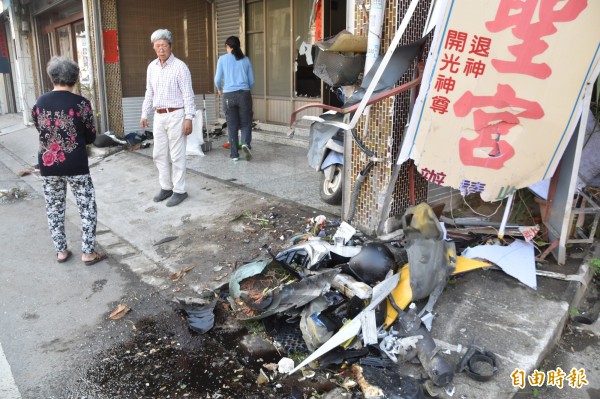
[399,0,600,201]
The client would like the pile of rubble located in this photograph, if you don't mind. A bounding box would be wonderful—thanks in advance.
[179,202,526,398]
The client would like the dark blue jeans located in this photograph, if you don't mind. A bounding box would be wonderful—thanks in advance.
[223,90,253,158]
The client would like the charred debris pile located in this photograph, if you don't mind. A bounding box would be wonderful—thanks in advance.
[181,201,558,398]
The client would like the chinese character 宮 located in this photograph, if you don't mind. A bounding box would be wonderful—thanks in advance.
[453,84,544,169]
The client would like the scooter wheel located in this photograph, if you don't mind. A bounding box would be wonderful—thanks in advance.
[320,165,343,205]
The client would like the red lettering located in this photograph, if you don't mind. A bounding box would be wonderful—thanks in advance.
[463,58,487,77]
[469,36,492,57]
[440,53,461,73]
[421,168,447,185]
[430,96,451,114]
[445,30,468,52]
[485,0,587,79]
[434,74,457,94]
[454,84,544,169]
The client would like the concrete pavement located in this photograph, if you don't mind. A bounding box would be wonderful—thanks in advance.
[0,142,130,398]
[0,112,598,398]
[0,342,20,399]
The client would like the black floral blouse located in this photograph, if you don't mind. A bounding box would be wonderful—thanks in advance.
[32,90,96,177]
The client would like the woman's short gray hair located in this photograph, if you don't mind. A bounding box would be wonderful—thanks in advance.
[46,56,79,86]
[151,29,172,44]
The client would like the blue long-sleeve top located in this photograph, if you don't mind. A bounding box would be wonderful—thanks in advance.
[214,54,255,93]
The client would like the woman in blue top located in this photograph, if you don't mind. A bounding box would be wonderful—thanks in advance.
[214,36,255,161]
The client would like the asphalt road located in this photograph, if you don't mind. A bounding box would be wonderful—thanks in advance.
[0,159,128,398]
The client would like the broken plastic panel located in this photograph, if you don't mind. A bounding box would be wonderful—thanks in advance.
[228,261,339,321]
[275,237,360,271]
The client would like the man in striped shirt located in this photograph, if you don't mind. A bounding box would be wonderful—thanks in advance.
[141,28,196,207]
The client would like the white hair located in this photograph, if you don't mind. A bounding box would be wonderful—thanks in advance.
[150,29,172,44]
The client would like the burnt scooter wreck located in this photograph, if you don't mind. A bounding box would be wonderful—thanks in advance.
[295,34,428,207]
[307,112,344,205]
[307,112,345,205]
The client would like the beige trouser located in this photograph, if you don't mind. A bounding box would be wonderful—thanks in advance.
[152,109,187,194]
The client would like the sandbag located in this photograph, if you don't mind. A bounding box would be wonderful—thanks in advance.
[186,110,205,156]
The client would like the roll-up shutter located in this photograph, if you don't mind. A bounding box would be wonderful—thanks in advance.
[215,0,242,119]
[117,0,216,134]
[216,0,241,57]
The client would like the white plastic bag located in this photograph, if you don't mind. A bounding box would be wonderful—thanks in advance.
[186,110,205,156]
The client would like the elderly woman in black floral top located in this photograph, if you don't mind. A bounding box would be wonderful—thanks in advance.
[32,56,106,265]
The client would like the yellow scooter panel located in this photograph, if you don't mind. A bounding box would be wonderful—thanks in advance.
[384,257,490,328]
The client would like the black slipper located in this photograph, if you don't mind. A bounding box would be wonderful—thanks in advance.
[84,252,107,266]
[57,250,72,263]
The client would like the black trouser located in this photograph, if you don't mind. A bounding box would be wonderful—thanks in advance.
[223,90,253,158]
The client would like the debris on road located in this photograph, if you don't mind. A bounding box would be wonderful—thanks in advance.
[153,235,178,246]
[208,201,553,395]
[169,265,195,280]
[177,298,218,334]
[87,194,592,397]
[0,187,30,202]
[108,304,130,320]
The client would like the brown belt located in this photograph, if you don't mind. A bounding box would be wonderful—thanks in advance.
[155,107,183,114]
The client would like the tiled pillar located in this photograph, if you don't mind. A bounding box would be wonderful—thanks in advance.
[349,0,431,235]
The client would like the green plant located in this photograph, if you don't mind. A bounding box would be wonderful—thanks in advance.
[288,352,307,363]
[590,258,600,275]
[568,307,580,317]
[243,320,265,335]
[229,211,269,226]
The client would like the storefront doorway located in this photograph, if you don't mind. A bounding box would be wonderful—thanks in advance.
[35,0,87,92]
[244,0,346,124]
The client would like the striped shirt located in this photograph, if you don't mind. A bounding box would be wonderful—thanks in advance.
[141,53,196,120]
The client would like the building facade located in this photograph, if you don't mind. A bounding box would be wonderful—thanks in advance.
[0,0,349,135]
[0,0,455,236]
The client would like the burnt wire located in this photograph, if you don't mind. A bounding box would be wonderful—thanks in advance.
[346,161,376,224]
[350,128,375,157]
[346,127,378,223]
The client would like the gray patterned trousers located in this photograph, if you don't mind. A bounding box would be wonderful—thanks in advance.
[42,174,97,254]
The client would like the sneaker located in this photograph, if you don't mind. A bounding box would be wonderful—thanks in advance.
[242,145,252,160]
[166,192,188,207]
[153,189,173,202]
[231,157,239,162]
[223,142,231,149]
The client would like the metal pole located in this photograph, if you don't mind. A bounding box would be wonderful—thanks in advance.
[7,2,28,124]
[497,193,514,239]
[81,0,98,128]
[348,0,421,131]
[90,0,109,133]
